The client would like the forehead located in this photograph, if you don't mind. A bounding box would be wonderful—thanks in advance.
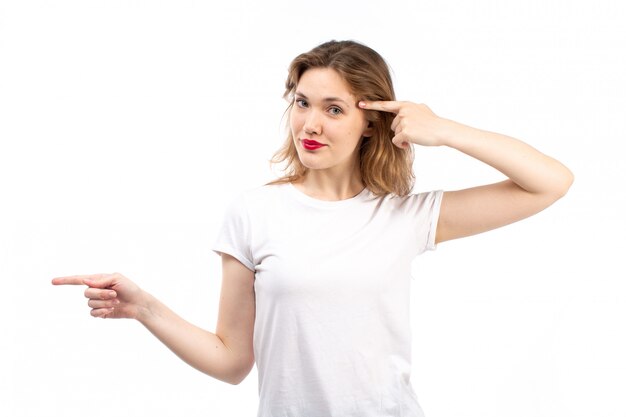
[296,67,355,101]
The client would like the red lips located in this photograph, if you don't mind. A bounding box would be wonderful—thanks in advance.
[302,139,326,150]
[302,139,325,146]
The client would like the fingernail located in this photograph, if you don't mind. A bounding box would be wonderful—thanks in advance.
[358,101,366,108]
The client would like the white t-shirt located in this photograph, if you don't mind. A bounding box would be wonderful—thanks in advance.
[212,182,443,417]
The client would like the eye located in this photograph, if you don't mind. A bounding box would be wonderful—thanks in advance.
[329,106,343,116]
[295,98,308,108]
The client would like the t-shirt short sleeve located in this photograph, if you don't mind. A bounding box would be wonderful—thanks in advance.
[211,193,255,272]
[410,189,444,254]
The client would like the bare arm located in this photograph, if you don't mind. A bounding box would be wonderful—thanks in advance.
[434,119,574,243]
[137,288,250,385]
[359,100,574,242]
[51,253,256,385]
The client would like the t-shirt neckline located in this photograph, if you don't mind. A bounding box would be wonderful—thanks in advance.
[286,182,370,209]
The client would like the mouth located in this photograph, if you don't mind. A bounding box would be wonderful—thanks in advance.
[301,139,326,150]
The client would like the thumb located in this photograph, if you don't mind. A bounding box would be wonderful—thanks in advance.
[392,133,411,149]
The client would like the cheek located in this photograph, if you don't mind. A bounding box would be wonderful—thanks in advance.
[289,111,303,131]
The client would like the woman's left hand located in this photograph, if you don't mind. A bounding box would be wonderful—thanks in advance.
[359,100,447,148]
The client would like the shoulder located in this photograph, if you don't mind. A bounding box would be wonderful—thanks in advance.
[226,183,288,216]
[374,189,443,213]
[237,183,286,203]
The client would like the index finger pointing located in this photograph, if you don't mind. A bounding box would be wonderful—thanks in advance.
[51,275,92,285]
[359,100,402,113]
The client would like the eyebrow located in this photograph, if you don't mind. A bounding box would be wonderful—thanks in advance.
[294,91,351,107]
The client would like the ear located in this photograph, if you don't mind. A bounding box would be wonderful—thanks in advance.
[362,122,374,138]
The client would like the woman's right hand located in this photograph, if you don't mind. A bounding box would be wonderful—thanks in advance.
[52,272,146,319]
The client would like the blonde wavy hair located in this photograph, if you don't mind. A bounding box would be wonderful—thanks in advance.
[265,40,415,197]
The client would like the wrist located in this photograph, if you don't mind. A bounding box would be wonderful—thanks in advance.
[436,118,479,149]
[135,290,157,323]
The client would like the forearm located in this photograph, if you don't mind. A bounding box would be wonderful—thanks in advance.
[438,118,574,196]
[136,291,241,384]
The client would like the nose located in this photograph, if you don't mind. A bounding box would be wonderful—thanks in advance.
[303,109,322,135]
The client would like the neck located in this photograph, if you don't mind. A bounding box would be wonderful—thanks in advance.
[294,167,364,201]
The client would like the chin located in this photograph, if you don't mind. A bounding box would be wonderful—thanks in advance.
[299,160,325,170]
[297,156,329,170]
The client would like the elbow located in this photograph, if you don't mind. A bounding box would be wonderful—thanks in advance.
[202,355,254,385]
[211,368,250,386]
[224,357,255,386]
[533,168,574,209]
[228,375,247,386]
[555,167,575,199]
[226,369,253,386]
[543,166,574,202]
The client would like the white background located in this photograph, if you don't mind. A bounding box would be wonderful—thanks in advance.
[1,0,624,416]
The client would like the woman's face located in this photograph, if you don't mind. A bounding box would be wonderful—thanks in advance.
[290,67,373,174]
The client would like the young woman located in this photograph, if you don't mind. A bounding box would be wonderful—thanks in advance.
[52,40,573,416]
